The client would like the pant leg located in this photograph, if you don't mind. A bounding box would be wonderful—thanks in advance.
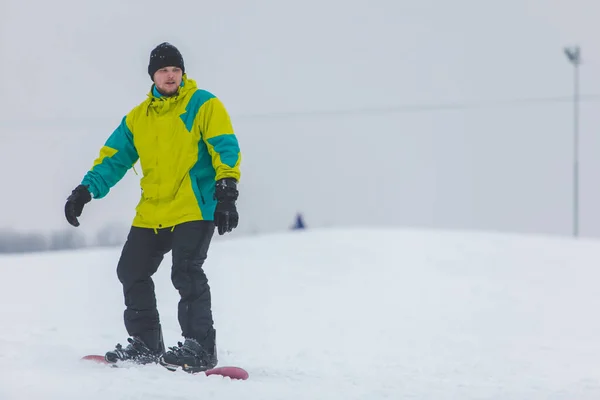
[117,226,171,350]
[170,220,215,341]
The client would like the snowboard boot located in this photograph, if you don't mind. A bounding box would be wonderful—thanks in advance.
[159,329,217,373]
[105,327,165,365]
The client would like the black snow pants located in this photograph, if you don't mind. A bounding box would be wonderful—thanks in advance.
[116,220,215,352]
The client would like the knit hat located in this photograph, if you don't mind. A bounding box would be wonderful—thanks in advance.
[148,42,185,80]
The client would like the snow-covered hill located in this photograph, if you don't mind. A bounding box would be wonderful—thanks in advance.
[1,227,600,399]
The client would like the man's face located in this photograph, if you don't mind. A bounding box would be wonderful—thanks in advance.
[153,66,183,96]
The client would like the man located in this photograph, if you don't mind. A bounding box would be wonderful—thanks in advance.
[64,42,241,373]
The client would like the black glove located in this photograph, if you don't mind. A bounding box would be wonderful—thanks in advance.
[65,184,92,227]
[214,178,239,235]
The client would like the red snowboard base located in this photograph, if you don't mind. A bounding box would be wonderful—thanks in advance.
[81,355,249,380]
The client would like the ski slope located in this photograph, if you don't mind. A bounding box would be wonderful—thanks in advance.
[1,227,600,399]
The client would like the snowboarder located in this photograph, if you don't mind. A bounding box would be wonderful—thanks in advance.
[64,42,241,373]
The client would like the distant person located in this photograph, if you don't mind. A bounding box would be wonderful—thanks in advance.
[291,212,306,230]
[64,42,241,373]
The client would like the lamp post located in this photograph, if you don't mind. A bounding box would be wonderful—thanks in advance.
[564,46,581,237]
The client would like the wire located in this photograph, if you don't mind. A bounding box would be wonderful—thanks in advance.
[1,94,599,132]
[235,94,600,121]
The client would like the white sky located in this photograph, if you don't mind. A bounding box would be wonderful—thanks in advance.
[1,0,600,238]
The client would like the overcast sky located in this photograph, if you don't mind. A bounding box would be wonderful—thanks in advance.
[1,0,600,239]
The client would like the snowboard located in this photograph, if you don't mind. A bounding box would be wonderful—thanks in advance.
[81,355,249,380]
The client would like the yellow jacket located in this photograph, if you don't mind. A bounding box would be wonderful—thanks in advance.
[81,75,241,229]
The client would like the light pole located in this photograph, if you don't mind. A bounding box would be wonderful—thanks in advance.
[564,46,581,237]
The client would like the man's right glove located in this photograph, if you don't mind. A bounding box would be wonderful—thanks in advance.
[214,178,239,235]
[65,184,92,227]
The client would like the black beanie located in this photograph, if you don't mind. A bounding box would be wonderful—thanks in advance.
[148,42,185,80]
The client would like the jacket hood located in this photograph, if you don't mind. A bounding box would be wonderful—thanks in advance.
[145,74,198,115]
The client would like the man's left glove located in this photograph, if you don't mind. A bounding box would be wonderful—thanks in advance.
[65,184,92,227]
[214,178,239,235]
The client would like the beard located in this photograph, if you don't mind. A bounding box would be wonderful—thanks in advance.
[155,83,179,97]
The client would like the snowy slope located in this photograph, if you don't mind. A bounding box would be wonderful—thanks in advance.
[1,227,600,399]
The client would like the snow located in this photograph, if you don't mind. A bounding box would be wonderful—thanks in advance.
[1,227,600,399]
